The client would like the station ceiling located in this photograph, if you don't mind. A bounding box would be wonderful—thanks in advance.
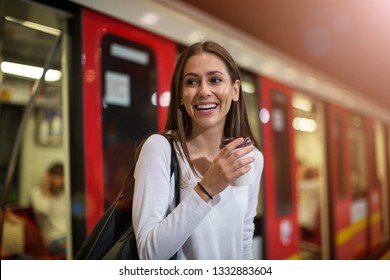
[178,0,390,111]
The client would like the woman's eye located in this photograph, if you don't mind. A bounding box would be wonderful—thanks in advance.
[185,79,198,86]
[210,77,222,84]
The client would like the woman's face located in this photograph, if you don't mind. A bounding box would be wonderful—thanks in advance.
[181,52,239,134]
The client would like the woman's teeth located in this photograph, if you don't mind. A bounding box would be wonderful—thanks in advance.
[196,104,217,111]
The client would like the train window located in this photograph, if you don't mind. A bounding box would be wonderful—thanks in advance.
[0,104,23,203]
[374,121,387,191]
[240,70,262,149]
[101,34,157,207]
[240,70,263,218]
[335,111,346,199]
[374,121,389,241]
[271,90,292,216]
[348,114,368,198]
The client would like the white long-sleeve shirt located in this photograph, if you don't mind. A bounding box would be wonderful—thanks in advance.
[30,188,66,243]
[132,134,263,260]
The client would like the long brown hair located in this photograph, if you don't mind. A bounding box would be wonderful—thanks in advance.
[164,41,259,168]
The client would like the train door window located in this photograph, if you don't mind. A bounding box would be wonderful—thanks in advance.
[292,92,327,259]
[329,110,347,199]
[335,111,347,198]
[240,70,262,147]
[101,34,157,206]
[271,90,292,216]
[334,111,347,199]
[348,114,368,198]
[374,121,389,241]
[0,105,23,203]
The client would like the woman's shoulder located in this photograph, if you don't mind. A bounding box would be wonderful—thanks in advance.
[144,133,170,144]
[141,133,172,154]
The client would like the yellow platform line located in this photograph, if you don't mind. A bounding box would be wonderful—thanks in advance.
[379,249,390,260]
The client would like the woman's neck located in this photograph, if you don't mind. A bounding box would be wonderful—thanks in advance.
[187,129,223,161]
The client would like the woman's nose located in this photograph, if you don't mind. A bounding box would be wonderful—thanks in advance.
[198,82,211,97]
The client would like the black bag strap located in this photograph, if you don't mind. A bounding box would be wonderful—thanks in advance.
[165,134,180,259]
[168,136,180,208]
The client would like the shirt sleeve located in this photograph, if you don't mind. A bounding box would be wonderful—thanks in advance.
[30,187,51,216]
[132,134,212,260]
[243,148,264,259]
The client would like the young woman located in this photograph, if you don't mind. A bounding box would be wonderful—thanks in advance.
[132,41,264,260]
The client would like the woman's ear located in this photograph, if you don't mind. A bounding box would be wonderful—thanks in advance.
[232,79,240,101]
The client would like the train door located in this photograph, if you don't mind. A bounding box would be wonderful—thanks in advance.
[366,118,388,257]
[292,92,328,259]
[326,105,375,259]
[347,112,373,259]
[326,104,354,259]
[1,0,71,259]
[327,106,390,259]
[76,9,175,254]
[260,77,299,259]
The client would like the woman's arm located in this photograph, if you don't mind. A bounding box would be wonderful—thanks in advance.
[132,134,211,259]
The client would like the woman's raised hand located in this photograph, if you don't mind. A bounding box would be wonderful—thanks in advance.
[199,137,254,197]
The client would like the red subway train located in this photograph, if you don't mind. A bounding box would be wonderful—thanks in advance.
[1,0,389,260]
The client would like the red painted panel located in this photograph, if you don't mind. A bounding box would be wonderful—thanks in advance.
[260,77,299,259]
[82,9,176,233]
[326,105,354,259]
[352,225,368,258]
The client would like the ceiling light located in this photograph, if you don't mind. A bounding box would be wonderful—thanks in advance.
[5,16,61,36]
[259,108,270,124]
[140,13,159,25]
[1,61,62,82]
[292,97,313,112]
[241,81,255,94]
[293,117,317,132]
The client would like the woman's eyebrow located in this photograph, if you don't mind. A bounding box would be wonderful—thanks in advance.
[183,70,224,77]
[183,72,198,78]
[206,70,224,76]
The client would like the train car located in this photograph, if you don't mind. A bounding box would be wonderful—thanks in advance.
[0,0,389,260]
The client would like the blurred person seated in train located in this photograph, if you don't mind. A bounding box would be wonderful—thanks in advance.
[30,162,66,257]
[132,41,264,259]
[297,163,320,238]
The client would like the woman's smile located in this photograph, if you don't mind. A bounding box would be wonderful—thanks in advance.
[194,102,219,114]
